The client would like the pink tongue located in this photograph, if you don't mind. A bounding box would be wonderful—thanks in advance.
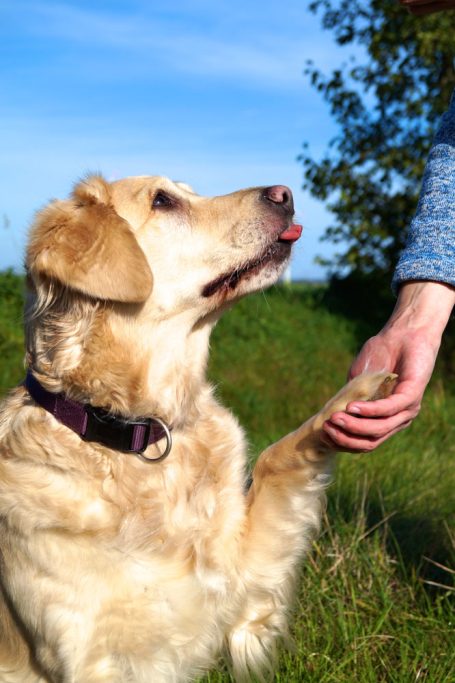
[279,224,302,242]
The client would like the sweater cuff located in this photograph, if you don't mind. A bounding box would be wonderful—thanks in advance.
[392,255,455,292]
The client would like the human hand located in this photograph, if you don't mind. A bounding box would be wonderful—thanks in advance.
[322,282,455,452]
[399,0,455,15]
[322,327,438,451]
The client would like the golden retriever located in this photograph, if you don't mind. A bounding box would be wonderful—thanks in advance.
[0,175,395,683]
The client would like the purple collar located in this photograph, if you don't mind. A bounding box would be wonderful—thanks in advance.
[24,371,172,462]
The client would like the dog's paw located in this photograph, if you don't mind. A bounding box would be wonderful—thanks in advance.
[321,372,398,421]
[343,371,397,403]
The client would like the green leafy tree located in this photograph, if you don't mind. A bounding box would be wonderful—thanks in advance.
[301,0,455,275]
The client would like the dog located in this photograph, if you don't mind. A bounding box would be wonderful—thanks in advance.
[0,174,396,683]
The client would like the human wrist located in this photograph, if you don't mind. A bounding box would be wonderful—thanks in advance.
[386,281,454,337]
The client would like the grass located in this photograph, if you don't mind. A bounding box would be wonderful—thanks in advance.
[204,285,455,682]
[0,269,27,390]
[1,273,454,682]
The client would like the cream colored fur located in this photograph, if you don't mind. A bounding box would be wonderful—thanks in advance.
[0,175,396,683]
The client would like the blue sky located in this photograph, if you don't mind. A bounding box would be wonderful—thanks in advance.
[1,0,353,279]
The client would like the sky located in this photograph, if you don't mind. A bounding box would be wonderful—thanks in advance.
[0,0,354,280]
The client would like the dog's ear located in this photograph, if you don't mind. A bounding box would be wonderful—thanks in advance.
[26,175,153,303]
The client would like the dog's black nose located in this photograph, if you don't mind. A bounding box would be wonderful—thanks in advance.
[261,185,294,215]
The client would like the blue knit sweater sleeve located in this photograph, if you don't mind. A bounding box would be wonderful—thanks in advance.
[392,90,455,290]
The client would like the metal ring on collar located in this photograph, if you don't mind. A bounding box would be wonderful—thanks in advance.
[135,417,173,463]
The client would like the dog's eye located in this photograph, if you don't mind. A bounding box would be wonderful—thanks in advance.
[152,191,173,209]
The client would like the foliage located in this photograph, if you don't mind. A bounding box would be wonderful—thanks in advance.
[1,273,453,681]
[300,0,455,274]
[0,269,25,391]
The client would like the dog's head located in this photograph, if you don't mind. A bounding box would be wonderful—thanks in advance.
[27,174,300,313]
[25,174,301,414]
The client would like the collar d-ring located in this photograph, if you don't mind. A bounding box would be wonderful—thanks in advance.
[135,416,173,463]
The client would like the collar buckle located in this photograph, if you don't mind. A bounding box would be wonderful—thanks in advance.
[83,405,147,453]
[83,406,172,461]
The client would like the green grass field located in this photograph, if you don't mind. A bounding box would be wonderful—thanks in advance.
[1,271,454,682]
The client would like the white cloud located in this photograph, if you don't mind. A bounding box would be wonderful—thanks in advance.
[4,0,354,88]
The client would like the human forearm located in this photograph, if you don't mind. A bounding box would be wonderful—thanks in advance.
[385,281,454,340]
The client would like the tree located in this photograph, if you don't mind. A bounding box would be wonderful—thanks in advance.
[301,0,455,275]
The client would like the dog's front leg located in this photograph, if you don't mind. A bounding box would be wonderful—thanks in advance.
[229,372,396,680]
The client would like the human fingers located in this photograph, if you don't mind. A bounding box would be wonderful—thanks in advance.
[348,336,393,380]
[326,409,414,440]
[322,418,412,453]
[344,381,422,419]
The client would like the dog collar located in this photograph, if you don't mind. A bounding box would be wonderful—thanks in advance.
[24,371,172,462]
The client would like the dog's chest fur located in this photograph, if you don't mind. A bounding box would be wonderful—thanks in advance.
[0,389,248,680]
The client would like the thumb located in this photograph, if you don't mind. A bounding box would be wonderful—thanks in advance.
[348,336,393,380]
[349,353,369,380]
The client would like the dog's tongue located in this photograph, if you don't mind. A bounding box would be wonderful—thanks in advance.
[279,224,302,242]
